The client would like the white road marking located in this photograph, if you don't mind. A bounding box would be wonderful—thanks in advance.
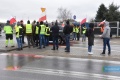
[16,67,120,80]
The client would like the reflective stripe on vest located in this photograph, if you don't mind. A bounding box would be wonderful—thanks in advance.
[35,26,39,34]
[40,25,46,34]
[4,26,13,34]
[26,24,32,33]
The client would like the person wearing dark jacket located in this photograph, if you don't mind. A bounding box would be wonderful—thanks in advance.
[51,21,59,50]
[34,22,40,47]
[20,20,25,44]
[87,23,94,55]
[63,20,72,52]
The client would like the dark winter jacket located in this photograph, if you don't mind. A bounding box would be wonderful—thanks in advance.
[50,23,59,37]
[88,28,94,46]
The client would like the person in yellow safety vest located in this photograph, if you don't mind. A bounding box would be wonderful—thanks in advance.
[45,24,50,46]
[72,25,77,40]
[15,21,23,51]
[38,21,46,49]
[34,21,40,47]
[4,20,14,47]
[25,20,35,48]
[76,25,80,41]
[82,25,87,42]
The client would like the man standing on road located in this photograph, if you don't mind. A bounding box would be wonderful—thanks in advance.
[4,20,14,47]
[45,24,50,46]
[15,22,23,50]
[25,20,35,48]
[51,21,59,50]
[34,22,40,47]
[63,20,72,52]
[20,20,25,44]
[100,21,111,56]
[38,21,46,49]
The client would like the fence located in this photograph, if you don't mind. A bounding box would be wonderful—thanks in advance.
[89,21,120,37]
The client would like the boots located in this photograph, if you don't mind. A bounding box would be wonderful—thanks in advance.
[100,50,105,56]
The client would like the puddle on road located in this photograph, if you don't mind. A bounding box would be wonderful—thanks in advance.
[0,53,43,70]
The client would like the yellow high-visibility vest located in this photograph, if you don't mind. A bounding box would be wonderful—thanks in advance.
[40,24,46,34]
[26,24,32,33]
[35,26,39,34]
[4,25,13,34]
[82,27,86,34]
[45,27,50,36]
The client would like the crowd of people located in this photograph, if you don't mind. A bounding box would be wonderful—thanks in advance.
[2,19,111,55]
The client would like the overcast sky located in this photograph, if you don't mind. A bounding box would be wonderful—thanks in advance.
[0,0,120,22]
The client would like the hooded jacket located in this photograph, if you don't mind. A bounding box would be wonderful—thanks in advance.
[102,21,111,38]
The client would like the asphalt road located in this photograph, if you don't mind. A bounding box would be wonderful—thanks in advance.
[0,54,120,80]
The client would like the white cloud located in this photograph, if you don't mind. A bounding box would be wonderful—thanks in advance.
[0,0,120,22]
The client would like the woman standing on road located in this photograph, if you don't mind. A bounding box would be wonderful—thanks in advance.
[87,23,94,55]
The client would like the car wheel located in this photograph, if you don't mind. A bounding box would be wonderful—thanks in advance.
[58,37,62,44]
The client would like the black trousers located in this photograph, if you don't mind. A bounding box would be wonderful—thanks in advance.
[34,34,39,46]
[76,33,80,40]
[26,35,34,48]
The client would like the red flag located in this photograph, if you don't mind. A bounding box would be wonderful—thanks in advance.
[39,8,46,22]
[39,15,46,22]
[10,17,16,24]
[80,18,86,25]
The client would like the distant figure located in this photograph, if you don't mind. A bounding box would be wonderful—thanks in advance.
[51,21,59,50]
[72,25,76,40]
[45,24,50,46]
[82,25,87,42]
[76,25,80,41]
[87,23,94,55]
[100,21,111,56]
[4,20,14,47]
[32,20,36,43]
[63,20,72,52]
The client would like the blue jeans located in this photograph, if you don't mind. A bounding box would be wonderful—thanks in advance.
[53,36,58,49]
[103,38,111,53]
[88,46,92,52]
[45,36,49,46]
[65,34,70,51]
[72,32,76,40]
[39,34,45,48]
[16,37,22,49]
[82,34,86,41]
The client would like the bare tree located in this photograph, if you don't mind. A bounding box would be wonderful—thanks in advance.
[57,7,72,21]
